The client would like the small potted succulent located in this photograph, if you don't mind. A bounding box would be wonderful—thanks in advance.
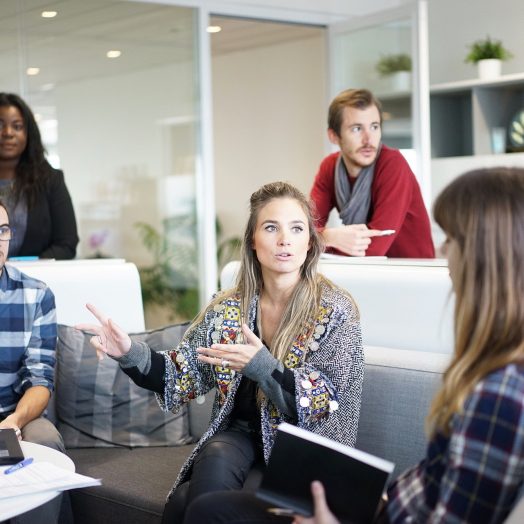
[376,53,412,91]
[465,36,513,80]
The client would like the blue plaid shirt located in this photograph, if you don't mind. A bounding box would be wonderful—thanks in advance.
[384,363,524,523]
[0,264,57,417]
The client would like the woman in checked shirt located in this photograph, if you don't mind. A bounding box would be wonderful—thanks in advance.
[295,167,524,524]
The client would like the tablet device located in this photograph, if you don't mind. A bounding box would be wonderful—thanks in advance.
[0,428,25,465]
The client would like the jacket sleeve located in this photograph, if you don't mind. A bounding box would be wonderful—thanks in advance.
[310,154,339,229]
[40,170,79,259]
[155,309,217,415]
[365,152,416,256]
[293,296,364,447]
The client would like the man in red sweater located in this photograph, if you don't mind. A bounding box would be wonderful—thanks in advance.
[310,89,435,258]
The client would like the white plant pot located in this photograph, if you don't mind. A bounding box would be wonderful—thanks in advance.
[477,59,502,80]
[391,71,411,92]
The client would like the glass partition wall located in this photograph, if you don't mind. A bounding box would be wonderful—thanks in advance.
[328,1,431,205]
[1,0,207,326]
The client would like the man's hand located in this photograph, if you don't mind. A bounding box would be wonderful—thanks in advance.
[293,481,340,524]
[321,225,383,257]
[0,416,22,440]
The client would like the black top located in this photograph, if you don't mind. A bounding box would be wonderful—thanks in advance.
[17,168,79,259]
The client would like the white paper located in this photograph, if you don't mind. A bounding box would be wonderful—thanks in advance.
[0,462,101,499]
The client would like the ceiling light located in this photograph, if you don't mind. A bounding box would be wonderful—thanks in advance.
[41,11,57,18]
[106,50,122,59]
[26,67,40,76]
[207,26,222,34]
[41,83,55,92]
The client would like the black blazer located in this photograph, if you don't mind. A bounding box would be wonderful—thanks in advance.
[18,169,79,259]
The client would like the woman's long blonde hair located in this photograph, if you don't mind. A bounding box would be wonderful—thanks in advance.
[236,181,327,361]
[428,167,524,435]
[191,181,345,362]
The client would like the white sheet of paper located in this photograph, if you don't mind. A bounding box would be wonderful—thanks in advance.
[0,461,100,499]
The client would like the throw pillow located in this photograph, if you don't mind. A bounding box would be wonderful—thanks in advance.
[55,322,193,448]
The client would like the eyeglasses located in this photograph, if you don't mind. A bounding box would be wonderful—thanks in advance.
[0,225,13,241]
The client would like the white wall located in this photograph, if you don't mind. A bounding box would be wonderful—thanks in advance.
[212,34,327,240]
[56,60,197,264]
[428,0,524,84]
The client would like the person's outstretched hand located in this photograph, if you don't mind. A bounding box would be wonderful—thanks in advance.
[196,323,263,372]
[293,481,340,524]
[75,303,131,360]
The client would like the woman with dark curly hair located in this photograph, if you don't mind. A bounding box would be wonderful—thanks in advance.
[0,92,78,259]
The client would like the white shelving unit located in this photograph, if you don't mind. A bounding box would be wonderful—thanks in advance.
[430,72,524,158]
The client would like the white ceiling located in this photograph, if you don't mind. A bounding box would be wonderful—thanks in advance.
[0,0,407,98]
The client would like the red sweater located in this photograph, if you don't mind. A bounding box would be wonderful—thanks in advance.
[310,146,435,258]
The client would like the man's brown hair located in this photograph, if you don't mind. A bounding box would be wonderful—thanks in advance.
[328,89,383,136]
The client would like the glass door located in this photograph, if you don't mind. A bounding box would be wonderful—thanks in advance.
[1,0,213,327]
[328,0,431,204]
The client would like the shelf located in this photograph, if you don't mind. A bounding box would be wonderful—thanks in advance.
[430,73,524,158]
[431,72,524,93]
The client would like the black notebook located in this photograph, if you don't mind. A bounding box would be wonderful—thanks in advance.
[0,428,25,465]
[256,423,394,524]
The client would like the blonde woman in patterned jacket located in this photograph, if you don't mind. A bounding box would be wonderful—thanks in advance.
[79,181,364,524]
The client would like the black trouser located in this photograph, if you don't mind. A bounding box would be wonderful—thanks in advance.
[183,490,292,524]
[162,429,262,524]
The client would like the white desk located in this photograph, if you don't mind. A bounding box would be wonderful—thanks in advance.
[0,441,75,521]
[7,258,145,332]
[221,258,454,354]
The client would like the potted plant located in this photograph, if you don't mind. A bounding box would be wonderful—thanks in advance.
[465,36,513,80]
[376,53,412,91]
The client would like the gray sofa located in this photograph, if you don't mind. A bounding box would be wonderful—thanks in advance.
[58,339,448,524]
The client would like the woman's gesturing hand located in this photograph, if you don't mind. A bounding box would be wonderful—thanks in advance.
[196,323,263,372]
[75,303,132,360]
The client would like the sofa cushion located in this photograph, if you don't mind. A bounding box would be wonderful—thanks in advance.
[67,445,195,524]
[356,346,450,480]
[55,323,193,448]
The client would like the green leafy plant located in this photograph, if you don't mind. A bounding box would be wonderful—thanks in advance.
[465,36,513,63]
[135,217,199,322]
[376,53,412,76]
[135,215,241,322]
[216,218,241,271]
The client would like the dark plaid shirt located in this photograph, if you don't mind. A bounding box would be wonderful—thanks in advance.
[385,363,524,523]
[0,265,57,416]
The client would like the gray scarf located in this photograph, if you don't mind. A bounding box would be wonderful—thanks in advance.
[334,145,381,225]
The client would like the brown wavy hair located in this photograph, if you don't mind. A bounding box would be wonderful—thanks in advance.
[328,88,383,136]
[428,167,524,435]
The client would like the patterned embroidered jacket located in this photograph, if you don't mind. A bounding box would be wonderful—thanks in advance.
[156,281,364,496]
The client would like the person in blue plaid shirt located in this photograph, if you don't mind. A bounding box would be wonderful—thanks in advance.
[186,168,524,524]
[0,200,66,523]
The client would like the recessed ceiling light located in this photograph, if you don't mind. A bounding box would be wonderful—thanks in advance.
[207,26,222,34]
[106,50,122,59]
[41,83,55,92]
[26,67,40,76]
[41,11,57,18]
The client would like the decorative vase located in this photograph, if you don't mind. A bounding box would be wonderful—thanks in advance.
[391,71,411,92]
[477,59,502,80]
